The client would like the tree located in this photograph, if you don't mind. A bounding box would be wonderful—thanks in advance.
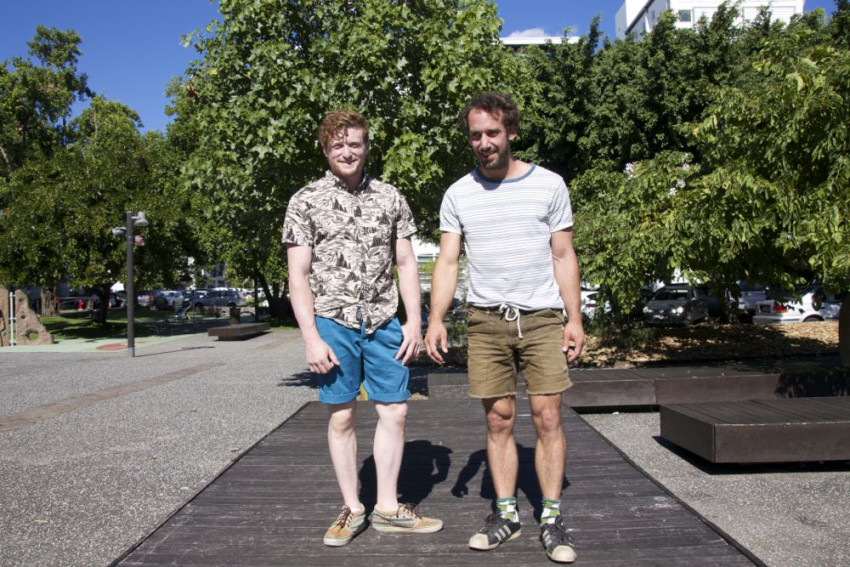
[570,10,849,323]
[683,14,849,292]
[175,0,507,318]
[0,29,201,318]
[0,26,90,179]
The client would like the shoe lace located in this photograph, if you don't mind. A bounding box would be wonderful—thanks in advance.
[334,506,353,527]
[398,502,421,519]
[543,520,576,546]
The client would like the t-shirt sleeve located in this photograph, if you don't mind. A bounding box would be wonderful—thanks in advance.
[439,188,462,234]
[395,192,418,240]
[549,179,574,232]
[282,192,313,247]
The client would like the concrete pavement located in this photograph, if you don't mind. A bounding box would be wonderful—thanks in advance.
[1,331,848,566]
[0,330,318,567]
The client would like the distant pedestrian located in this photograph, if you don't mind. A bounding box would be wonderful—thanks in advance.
[425,92,585,563]
[283,109,442,547]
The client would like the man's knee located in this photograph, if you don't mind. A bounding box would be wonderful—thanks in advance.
[484,397,516,435]
[376,401,408,429]
[531,395,563,434]
[328,404,357,434]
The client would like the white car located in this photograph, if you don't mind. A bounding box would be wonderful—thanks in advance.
[580,289,611,321]
[729,281,767,316]
[752,285,841,324]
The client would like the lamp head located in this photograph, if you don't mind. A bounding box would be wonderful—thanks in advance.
[111,227,126,236]
[133,211,150,228]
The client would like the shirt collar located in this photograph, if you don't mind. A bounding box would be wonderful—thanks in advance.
[324,170,371,193]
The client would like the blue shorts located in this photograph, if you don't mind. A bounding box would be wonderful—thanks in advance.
[315,316,411,405]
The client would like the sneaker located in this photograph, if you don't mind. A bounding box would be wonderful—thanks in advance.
[468,513,522,551]
[371,503,443,533]
[323,505,366,546]
[540,516,577,563]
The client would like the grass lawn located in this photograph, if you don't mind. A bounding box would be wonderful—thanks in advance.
[42,308,222,342]
[41,306,297,342]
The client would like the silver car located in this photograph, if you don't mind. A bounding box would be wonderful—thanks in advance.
[193,288,247,309]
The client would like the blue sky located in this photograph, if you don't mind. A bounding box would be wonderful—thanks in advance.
[0,0,837,133]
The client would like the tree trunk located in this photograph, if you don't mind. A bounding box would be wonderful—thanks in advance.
[41,288,58,317]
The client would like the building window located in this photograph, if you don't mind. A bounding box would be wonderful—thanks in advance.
[677,9,692,22]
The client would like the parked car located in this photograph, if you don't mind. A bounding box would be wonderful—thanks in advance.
[154,290,185,310]
[194,288,247,309]
[580,289,610,321]
[643,284,710,326]
[137,291,155,307]
[753,285,843,324]
[728,281,767,317]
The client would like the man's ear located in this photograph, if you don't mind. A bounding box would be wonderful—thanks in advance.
[507,128,517,142]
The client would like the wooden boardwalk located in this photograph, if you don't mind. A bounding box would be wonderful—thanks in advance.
[116,400,760,566]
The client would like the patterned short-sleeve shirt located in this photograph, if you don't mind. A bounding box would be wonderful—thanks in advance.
[282,170,417,333]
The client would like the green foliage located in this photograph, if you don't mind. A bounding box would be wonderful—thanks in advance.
[688,15,850,291]
[548,4,849,317]
[519,6,745,182]
[0,26,90,179]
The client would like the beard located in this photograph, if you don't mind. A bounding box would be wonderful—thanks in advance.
[478,146,510,171]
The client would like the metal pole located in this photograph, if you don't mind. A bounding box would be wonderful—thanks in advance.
[8,291,16,346]
[254,278,259,322]
[125,211,135,357]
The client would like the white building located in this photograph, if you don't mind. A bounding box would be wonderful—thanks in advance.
[616,0,805,39]
[500,36,581,46]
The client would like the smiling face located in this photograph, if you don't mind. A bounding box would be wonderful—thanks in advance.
[466,108,516,179]
[322,127,369,189]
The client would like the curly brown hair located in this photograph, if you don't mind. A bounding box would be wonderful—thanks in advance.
[458,92,520,136]
[317,109,369,148]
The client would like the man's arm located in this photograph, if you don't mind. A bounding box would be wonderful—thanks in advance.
[286,244,339,374]
[551,228,585,363]
[424,232,462,364]
[394,237,422,365]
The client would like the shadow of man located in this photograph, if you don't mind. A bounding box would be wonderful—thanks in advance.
[451,444,569,522]
[358,439,453,514]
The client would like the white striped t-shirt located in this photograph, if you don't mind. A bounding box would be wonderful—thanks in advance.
[440,164,574,310]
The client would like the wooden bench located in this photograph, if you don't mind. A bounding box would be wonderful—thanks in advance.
[207,322,269,340]
[660,397,850,464]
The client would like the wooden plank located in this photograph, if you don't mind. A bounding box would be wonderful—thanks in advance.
[117,401,758,566]
[661,397,850,463]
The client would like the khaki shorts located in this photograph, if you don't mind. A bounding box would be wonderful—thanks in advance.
[466,306,572,398]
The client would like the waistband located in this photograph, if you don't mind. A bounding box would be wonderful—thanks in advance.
[469,305,550,315]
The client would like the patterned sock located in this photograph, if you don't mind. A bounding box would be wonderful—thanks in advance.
[540,497,561,525]
[496,497,518,522]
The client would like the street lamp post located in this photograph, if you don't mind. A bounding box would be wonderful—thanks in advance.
[112,211,148,357]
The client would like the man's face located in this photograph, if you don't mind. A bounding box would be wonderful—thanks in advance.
[467,108,515,174]
[323,127,369,186]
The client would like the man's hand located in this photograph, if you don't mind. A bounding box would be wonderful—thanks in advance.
[424,321,449,365]
[305,338,339,374]
[563,320,585,364]
[396,321,422,365]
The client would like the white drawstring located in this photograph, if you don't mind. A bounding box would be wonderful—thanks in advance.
[499,304,523,338]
